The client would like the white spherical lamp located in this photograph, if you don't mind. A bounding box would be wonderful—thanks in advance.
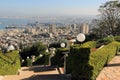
[76,33,86,42]
[60,43,66,48]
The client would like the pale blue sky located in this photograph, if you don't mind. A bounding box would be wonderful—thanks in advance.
[0,0,110,17]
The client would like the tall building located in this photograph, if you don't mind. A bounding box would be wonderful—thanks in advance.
[79,23,89,34]
[49,24,56,33]
[71,24,77,29]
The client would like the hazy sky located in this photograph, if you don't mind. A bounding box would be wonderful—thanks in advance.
[0,0,109,17]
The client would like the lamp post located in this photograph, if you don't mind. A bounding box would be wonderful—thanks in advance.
[60,42,68,74]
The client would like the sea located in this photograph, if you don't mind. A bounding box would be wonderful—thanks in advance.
[0,18,34,30]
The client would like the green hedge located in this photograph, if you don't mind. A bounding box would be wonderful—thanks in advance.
[33,54,50,65]
[67,41,96,74]
[96,36,115,48]
[68,41,120,80]
[90,42,120,80]
[97,36,114,44]
[81,41,96,48]
[0,50,21,75]
[114,36,120,42]
[20,42,47,66]
[68,47,92,80]
[51,48,69,67]
[71,41,96,49]
[97,36,120,44]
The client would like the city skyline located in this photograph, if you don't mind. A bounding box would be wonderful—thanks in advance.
[0,0,110,17]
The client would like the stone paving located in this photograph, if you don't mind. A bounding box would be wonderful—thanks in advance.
[2,65,70,80]
[96,53,120,80]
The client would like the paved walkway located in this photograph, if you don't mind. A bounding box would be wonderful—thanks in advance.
[96,52,120,80]
[1,65,70,80]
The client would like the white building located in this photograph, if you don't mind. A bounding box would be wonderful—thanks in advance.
[79,23,89,34]
[49,24,56,33]
[71,24,77,30]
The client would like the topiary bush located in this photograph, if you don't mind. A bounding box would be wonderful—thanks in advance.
[26,57,32,67]
[72,41,96,49]
[96,36,115,48]
[114,36,120,42]
[51,48,69,67]
[90,42,120,80]
[20,42,47,66]
[67,41,120,80]
[33,54,50,66]
[70,48,93,80]
[67,41,96,75]
[0,50,21,75]
[81,41,96,48]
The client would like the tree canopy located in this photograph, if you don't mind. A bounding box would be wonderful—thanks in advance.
[20,42,47,59]
[91,0,120,38]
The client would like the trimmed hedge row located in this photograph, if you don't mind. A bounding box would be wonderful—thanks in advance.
[69,47,92,80]
[96,36,115,48]
[68,41,120,80]
[71,41,96,49]
[51,48,69,67]
[81,41,96,48]
[0,50,21,75]
[97,36,114,44]
[0,52,13,64]
[90,42,120,80]
[96,36,120,44]
[67,41,96,74]
[33,54,50,66]
[114,36,120,42]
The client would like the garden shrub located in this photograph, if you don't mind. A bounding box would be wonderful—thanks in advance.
[90,42,120,80]
[96,36,114,48]
[44,54,50,65]
[26,57,32,67]
[33,54,50,65]
[68,41,120,80]
[114,36,120,42]
[71,41,96,50]
[81,41,96,48]
[20,42,47,66]
[0,50,21,75]
[67,41,96,74]
[69,47,93,80]
[51,48,69,67]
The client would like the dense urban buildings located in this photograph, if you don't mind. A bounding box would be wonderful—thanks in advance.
[0,21,90,52]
